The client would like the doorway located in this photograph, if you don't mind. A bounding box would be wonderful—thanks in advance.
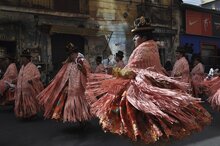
[51,33,85,78]
[0,40,16,73]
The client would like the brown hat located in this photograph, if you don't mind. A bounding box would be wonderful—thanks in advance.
[20,49,31,58]
[131,16,154,33]
[66,42,78,54]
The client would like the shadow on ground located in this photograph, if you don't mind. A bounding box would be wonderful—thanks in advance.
[0,102,219,146]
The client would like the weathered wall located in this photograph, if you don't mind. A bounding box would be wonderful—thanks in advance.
[171,5,182,63]
[88,0,141,63]
[0,0,183,71]
[0,10,92,70]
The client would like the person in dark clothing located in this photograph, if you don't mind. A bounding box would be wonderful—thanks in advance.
[164,59,173,76]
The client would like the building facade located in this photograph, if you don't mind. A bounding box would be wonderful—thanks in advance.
[136,0,182,65]
[0,0,183,80]
[180,4,220,72]
[202,0,220,10]
[0,0,106,79]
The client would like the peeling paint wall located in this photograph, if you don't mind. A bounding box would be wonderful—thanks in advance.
[89,0,140,64]
[0,0,182,73]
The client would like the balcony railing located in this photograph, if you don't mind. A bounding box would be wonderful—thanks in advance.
[0,0,89,14]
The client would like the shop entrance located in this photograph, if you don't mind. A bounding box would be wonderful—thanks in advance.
[0,40,16,74]
[51,33,85,78]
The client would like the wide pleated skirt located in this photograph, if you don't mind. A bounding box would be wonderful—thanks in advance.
[14,93,40,118]
[202,77,220,110]
[14,81,44,118]
[38,83,93,122]
[0,82,15,105]
[86,70,212,144]
[208,89,220,111]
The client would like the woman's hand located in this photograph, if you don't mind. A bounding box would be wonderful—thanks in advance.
[116,68,136,79]
[174,72,182,77]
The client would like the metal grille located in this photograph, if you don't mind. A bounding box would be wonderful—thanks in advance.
[19,0,53,9]
[1,0,89,14]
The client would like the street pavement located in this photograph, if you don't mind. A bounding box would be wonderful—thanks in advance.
[0,103,219,146]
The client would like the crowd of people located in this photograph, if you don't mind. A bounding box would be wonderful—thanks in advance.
[0,16,219,145]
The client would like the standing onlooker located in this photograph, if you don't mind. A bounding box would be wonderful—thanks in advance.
[14,49,44,119]
[115,51,125,69]
[171,46,190,83]
[0,55,18,105]
[164,59,173,76]
[191,56,205,97]
[37,65,47,87]
[94,56,105,73]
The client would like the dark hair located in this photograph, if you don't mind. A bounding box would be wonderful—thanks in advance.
[20,49,32,60]
[164,60,173,71]
[133,31,154,40]
[96,56,102,63]
[66,42,79,54]
[116,51,124,60]
[193,55,202,63]
[176,46,185,56]
[70,48,79,53]
[23,56,32,61]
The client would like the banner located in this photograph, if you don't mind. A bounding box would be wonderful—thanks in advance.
[186,10,212,36]
[186,10,202,35]
[202,13,212,36]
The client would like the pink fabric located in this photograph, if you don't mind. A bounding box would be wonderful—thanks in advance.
[172,57,190,83]
[38,55,93,122]
[95,64,105,73]
[87,70,210,144]
[202,76,220,110]
[14,62,44,118]
[191,63,205,81]
[125,40,166,74]
[2,63,17,82]
[0,63,17,95]
[203,76,220,96]
[116,60,125,69]
[0,63,18,103]
[86,40,211,144]
[191,63,205,97]
[208,89,220,111]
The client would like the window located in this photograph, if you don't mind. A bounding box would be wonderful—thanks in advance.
[53,0,79,13]
[53,0,88,14]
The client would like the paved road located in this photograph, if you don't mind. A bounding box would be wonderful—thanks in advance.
[0,103,219,146]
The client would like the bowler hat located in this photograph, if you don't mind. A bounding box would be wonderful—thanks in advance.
[96,56,102,63]
[66,42,78,53]
[20,49,32,58]
[116,51,124,58]
[131,16,154,33]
